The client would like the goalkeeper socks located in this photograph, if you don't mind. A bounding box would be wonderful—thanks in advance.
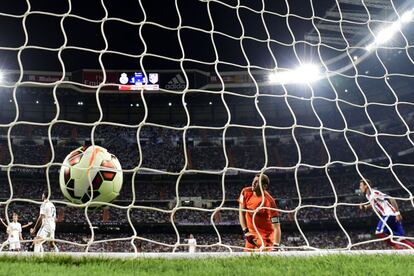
[54,244,59,252]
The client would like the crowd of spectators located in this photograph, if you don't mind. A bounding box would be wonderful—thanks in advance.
[2,116,414,171]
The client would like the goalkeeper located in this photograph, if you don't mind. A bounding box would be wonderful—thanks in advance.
[238,173,281,251]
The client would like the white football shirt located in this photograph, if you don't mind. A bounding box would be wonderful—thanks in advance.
[366,189,398,217]
[40,201,56,229]
[7,222,21,241]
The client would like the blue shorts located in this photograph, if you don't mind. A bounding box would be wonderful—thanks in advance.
[376,216,405,236]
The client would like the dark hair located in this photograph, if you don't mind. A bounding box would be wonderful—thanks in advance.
[255,173,270,187]
[360,179,371,186]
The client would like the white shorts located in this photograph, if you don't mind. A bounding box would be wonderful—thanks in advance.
[37,224,55,240]
[8,239,20,250]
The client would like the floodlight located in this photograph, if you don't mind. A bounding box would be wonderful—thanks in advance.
[268,64,321,85]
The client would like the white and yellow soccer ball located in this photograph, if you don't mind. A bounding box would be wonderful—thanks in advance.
[59,145,123,207]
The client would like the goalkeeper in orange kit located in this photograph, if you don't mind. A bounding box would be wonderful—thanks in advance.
[238,173,281,251]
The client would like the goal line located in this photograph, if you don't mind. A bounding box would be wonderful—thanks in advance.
[1,250,414,259]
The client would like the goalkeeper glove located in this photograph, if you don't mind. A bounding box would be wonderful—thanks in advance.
[243,228,257,246]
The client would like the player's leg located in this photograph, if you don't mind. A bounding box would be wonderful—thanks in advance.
[8,240,15,252]
[15,241,21,252]
[49,241,59,252]
[399,239,414,249]
[49,229,59,252]
[244,238,257,252]
[392,220,414,249]
[34,227,46,253]
[263,234,275,252]
[33,237,44,253]
[375,216,402,249]
[399,238,414,249]
[9,238,21,252]
[37,226,59,252]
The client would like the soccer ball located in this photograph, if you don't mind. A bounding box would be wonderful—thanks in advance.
[59,145,123,207]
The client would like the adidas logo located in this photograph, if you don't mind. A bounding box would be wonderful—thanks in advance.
[165,74,186,90]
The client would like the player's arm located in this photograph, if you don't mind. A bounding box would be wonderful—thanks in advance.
[22,222,33,229]
[272,219,281,246]
[30,214,44,235]
[239,202,248,231]
[389,198,402,221]
[238,190,248,231]
[238,193,256,246]
[239,203,256,246]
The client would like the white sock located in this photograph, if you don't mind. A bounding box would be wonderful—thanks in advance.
[34,244,41,253]
[53,244,59,252]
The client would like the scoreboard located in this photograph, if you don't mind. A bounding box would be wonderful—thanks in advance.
[118,72,159,91]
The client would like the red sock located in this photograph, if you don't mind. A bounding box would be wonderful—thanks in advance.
[376,233,401,249]
[400,239,414,249]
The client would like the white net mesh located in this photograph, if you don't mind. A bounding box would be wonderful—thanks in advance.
[0,0,413,253]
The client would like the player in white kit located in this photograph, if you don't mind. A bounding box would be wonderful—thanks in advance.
[0,213,33,251]
[185,234,197,253]
[30,193,58,252]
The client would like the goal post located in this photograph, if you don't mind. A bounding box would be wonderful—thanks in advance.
[0,0,413,254]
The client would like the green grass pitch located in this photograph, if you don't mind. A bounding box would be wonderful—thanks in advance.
[0,254,413,276]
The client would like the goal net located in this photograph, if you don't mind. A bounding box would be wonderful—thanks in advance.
[0,0,413,253]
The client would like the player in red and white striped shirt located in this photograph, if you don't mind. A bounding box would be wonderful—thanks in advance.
[359,179,414,249]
